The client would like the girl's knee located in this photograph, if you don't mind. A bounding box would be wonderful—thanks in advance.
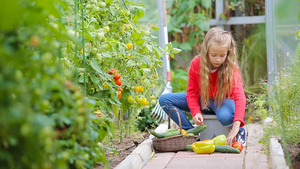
[159,94,169,106]
[218,116,233,126]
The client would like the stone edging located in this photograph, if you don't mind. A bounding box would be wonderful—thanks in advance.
[114,122,169,169]
[269,137,290,169]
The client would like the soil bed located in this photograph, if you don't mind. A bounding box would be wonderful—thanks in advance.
[287,143,300,169]
[94,132,150,169]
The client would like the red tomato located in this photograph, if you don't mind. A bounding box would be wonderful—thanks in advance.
[232,141,243,152]
[114,73,121,80]
[108,68,115,75]
[115,79,122,86]
[117,90,122,99]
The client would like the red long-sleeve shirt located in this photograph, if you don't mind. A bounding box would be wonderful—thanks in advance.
[186,56,246,127]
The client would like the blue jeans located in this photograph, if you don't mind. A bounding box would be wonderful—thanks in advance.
[159,93,235,130]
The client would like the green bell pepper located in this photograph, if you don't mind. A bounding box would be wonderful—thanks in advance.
[212,134,226,145]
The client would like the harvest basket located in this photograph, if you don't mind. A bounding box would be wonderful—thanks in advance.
[152,107,197,152]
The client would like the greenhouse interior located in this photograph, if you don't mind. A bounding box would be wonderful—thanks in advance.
[0,0,299,169]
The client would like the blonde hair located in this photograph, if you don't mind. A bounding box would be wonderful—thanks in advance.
[199,27,239,109]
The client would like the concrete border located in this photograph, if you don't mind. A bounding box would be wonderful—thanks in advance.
[114,122,169,169]
[116,122,292,169]
[269,137,290,169]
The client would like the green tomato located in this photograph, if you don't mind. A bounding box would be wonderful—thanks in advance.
[150,95,156,100]
[67,29,76,36]
[94,6,100,12]
[135,96,143,104]
[41,52,53,64]
[75,160,84,168]
[73,91,82,100]
[143,105,150,109]
[104,26,110,33]
[91,47,98,54]
[52,41,60,49]
[96,32,104,41]
[61,151,70,160]
[86,4,92,9]
[15,70,23,81]
[20,124,31,136]
[39,99,50,111]
[97,142,102,148]
[99,2,106,7]
[75,116,85,124]
[83,154,89,160]
[50,23,59,30]
[40,127,52,138]
[150,99,157,105]
[96,53,102,62]
[144,30,150,36]
[127,95,135,104]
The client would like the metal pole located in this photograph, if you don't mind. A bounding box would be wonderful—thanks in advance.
[265,0,277,86]
[157,0,172,90]
[215,0,224,30]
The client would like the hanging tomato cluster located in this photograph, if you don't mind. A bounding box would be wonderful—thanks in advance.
[107,68,123,99]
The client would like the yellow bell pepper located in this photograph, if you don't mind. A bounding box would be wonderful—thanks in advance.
[191,139,215,154]
[181,129,187,135]
[212,134,227,145]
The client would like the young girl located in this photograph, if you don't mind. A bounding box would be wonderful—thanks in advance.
[159,27,246,146]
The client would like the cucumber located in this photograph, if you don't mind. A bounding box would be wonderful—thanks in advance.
[186,125,207,135]
[185,145,193,151]
[214,145,240,153]
[164,128,178,133]
[150,130,180,138]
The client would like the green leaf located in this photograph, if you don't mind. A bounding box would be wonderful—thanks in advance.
[171,48,182,54]
[0,1,22,31]
[170,53,174,59]
[79,75,84,83]
[125,60,137,67]
[187,1,196,9]
[105,0,113,4]
[131,32,141,41]
[90,74,99,84]
[119,89,131,113]
[172,41,180,48]
[179,42,192,51]
[166,0,175,8]
[172,28,183,33]
[133,9,145,20]
[198,21,210,31]
[89,59,109,80]
[151,26,160,31]
[201,0,212,9]
[89,128,99,141]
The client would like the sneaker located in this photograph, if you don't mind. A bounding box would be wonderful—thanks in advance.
[197,133,200,141]
[236,127,246,147]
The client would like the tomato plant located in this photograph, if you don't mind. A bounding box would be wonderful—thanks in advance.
[0,0,182,168]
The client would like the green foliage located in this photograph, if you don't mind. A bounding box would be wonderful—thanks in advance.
[166,0,211,51]
[245,87,269,123]
[270,60,300,145]
[60,0,180,125]
[240,24,267,94]
[0,0,181,168]
[0,0,104,168]
[171,69,188,93]
[137,106,160,132]
[256,56,300,146]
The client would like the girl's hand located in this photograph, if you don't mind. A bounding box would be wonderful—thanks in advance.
[226,121,241,145]
[193,113,204,125]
